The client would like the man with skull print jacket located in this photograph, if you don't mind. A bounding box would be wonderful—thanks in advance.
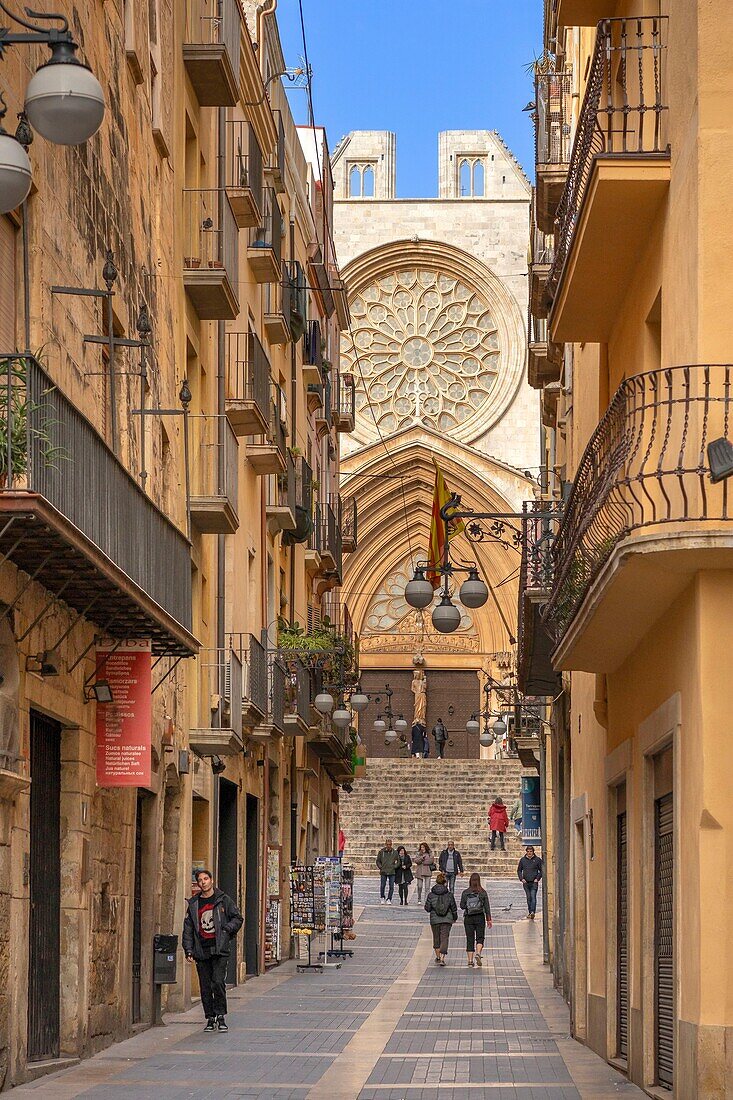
[182,869,243,1032]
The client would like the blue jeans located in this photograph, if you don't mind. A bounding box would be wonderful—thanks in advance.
[523,880,539,914]
[380,873,395,900]
[446,872,457,894]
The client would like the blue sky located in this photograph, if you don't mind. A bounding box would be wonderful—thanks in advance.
[277,1,543,197]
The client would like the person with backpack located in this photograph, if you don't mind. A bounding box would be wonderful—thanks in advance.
[488,796,510,851]
[394,845,414,905]
[424,871,457,965]
[460,872,492,967]
[414,842,435,901]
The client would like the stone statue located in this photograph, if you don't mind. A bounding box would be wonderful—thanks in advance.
[411,668,427,726]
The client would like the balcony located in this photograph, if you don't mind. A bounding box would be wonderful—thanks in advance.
[225,331,270,437]
[264,264,292,345]
[313,374,333,438]
[0,355,195,656]
[188,413,239,534]
[265,109,285,195]
[283,658,312,736]
[183,0,241,106]
[534,69,572,234]
[542,381,562,429]
[282,456,314,546]
[305,507,322,574]
[226,633,268,728]
[225,120,262,229]
[308,244,335,318]
[265,452,296,535]
[342,497,358,553]
[310,722,353,783]
[517,500,563,696]
[334,372,355,433]
[189,647,243,757]
[252,657,286,741]
[247,187,282,284]
[547,17,670,344]
[529,221,553,320]
[331,272,350,331]
[553,0,610,33]
[319,499,343,580]
[528,315,562,390]
[183,188,239,320]
[247,386,287,476]
[543,365,733,672]
[302,319,323,387]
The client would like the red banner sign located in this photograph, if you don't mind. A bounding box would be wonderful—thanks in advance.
[95,640,152,787]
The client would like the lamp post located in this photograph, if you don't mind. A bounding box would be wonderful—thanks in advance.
[0,3,105,214]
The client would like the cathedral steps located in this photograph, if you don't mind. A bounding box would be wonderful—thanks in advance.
[339,758,533,878]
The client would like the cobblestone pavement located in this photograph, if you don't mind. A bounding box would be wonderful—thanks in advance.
[15,876,643,1100]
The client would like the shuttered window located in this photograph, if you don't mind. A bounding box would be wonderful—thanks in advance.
[0,215,17,351]
[655,792,674,1089]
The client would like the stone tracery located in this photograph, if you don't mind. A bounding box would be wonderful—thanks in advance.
[341,267,501,438]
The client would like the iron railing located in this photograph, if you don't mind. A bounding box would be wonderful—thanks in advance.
[335,372,355,423]
[543,365,733,639]
[547,17,669,305]
[342,496,357,549]
[321,499,342,576]
[529,313,548,347]
[0,355,192,630]
[518,499,564,667]
[197,646,243,737]
[265,384,287,460]
[251,186,282,267]
[188,413,239,516]
[183,187,238,293]
[267,451,296,514]
[303,319,323,371]
[287,260,307,339]
[309,503,323,553]
[535,68,573,168]
[225,120,263,210]
[532,222,554,268]
[184,0,239,55]
[270,657,286,733]
[225,330,271,420]
[284,656,311,725]
[268,109,285,181]
[264,261,292,322]
[295,455,313,513]
[226,633,268,716]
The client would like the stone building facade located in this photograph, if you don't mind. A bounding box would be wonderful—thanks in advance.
[0,0,352,1085]
[332,131,539,755]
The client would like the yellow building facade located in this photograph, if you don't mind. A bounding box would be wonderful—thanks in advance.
[0,0,351,1084]
[521,1,733,1094]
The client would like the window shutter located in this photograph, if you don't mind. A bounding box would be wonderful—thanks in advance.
[0,216,17,351]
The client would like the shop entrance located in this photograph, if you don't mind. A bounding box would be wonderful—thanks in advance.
[245,794,259,975]
[218,778,239,984]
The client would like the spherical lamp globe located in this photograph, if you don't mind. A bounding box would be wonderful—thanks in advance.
[459,569,489,609]
[394,717,408,734]
[404,567,434,609]
[0,134,32,214]
[432,594,461,634]
[314,692,334,715]
[384,728,397,744]
[466,717,480,736]
[25,56,105,145]
[350,691,368,713]
[373,718,386,733]
[332,707,351,728]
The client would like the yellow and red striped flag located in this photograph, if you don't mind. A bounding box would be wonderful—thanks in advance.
[426,461,464,588]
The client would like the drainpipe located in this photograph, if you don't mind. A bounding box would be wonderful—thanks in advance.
[256,0,278,50]
[289,217,296,625]
[213,100,227,878]
[539,732,550,965]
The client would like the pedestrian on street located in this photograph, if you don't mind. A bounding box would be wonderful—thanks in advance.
[338,827,346,856]
[438,840,464,894]
[182,869,243,1033]
[376,838,401,904]
[460,872,492,967]
[423,728,430,757]
[489,796,510,851]
[509,796,522,838]
[425,871,458,965]
[432,718,448,758]
[395,845,413,905]
[517,845,543,919]
[411,720,426,758]
[414,842,435,901]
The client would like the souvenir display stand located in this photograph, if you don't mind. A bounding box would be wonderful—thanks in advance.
[289,863,325,972]
[318,856,354,960]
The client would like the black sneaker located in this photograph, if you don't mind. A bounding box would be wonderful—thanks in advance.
[204,1018,216,1032]
[217,1016,228,1031]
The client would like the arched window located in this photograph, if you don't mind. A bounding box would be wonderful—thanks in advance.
[459,159,471,197]
[349,165,361,197]
[362,165,374,197]
[472,160,485,197]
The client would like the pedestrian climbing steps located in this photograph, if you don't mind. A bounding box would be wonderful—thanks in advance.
[340,757,531,877]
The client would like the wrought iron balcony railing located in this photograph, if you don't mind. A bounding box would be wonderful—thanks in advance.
[342,496,358,552]
[284,656,311,730]
[535,68,573,169]
[547,16,669,306]
[334,371,355,431]
[225,330,271,434]
[226,632,268,719]
[266,108,286,193]
[303,319,323,372]
[190,646,243,756]
[182,187,239,318]
[183,0,241,106]
[0,355,193,654]
[543,365,733,640]
[225,120,263,227]
[269,656,286,733]
[518,499,563,653]
[188,412,239,533]
[248,187,282,279]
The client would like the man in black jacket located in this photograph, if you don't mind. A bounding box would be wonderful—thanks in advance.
[438,841,464,894]
[517,846,543,920]
[182,869,243,1031]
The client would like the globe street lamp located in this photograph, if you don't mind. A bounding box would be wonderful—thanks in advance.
[314,691,335,714]
[404,565,434,609]
[0,5,105,215]
[432,593,461,634]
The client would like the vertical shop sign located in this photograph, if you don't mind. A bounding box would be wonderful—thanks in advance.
[95,640,152,787]
[521,774,542,843]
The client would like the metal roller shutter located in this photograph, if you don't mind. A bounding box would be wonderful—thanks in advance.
[617,810,628,1059]
[655,792,674,1088]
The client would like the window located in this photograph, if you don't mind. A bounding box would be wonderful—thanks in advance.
[362,165,374,197]
[347,162,377,198]
[459,159,471,196]
[472,160,484,197]
[349,165,360,197]
[457,157,487,197]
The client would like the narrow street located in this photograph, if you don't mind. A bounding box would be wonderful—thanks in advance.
[16,878,641,1100]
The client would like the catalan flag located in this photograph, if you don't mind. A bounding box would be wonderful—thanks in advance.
[426,461,464,588]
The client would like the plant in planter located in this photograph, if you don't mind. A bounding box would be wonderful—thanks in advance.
[0,356,67,487]
[277,617,357,683]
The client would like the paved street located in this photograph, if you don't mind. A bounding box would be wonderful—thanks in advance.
[16,877,642,1099]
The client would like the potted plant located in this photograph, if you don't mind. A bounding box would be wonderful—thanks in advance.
[0,356,67,487]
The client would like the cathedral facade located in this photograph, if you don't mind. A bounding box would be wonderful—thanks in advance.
[332,131,539,757]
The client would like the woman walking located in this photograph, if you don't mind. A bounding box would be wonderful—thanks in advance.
[414,842,434,901]
[395,845,413,905]
[425,871,457,965]
[460,872,492,967]
[489,796,510,851]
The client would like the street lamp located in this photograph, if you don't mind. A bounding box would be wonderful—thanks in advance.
[0,5,105,214]
[492,716,508,739]
[350,690,369,713]
[404,565,434,609]
[479,728,494,747]
[373,717,386,733]
[314,691,335,714]
[459,568,489,608]
[331,706,351,729]
[432,593,461,634]
[466,715,480,737]
[394,717,408,734]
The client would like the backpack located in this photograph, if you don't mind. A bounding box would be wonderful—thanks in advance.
[465,891,483,915]
[431,890,452,918]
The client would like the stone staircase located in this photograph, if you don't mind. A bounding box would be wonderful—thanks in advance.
[340,758,532,878]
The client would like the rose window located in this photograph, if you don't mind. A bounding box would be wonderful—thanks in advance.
[341,268,501,436]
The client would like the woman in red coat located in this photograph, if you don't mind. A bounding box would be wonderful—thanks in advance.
[488,797,510,852]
